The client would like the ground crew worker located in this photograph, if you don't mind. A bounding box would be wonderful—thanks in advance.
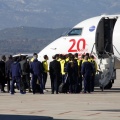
[30,53,44,94]
[90,55,97,92]
[60,55,66,83]
[74,53,81,93]
[81,55,94,93]
[42,55,49,90]
[79,54,85,91]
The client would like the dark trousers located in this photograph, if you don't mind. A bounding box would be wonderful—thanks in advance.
[78,75,83,92]
[0,76,5,92]
[21,74,31,92]
[42,72,47,89]
[50,73,54,91]
[6,76,10,92]
[31,74,43,94]
[11,76,22,94]
[51,74,59,94]
[83,75,91,93]
[91,75,95,92]
[62,74,66,83]
[68,74,77,93]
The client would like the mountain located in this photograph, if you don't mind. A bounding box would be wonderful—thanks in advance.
[0,0,120,55]
[0,26,69,40]
[0,0,120,29]
[0,27,70,55]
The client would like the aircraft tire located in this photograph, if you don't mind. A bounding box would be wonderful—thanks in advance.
[104,81,112,89]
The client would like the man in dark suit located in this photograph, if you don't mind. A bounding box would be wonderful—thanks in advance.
[49,55,55,94]
[49,54,61,94]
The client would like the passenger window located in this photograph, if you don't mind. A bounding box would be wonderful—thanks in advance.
[67,28,82,36]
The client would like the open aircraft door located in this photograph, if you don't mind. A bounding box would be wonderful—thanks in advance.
[95,16,118,89]
[95,16,117,58]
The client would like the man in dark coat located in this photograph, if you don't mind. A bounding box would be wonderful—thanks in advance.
[30,53,44,94]
[0,55,6,92]
[49,54,61,94]
[20,56,31,92]
[49,55,56,94]
[67,55,78,93]
[81,55,94,93]
[5,55,13,93]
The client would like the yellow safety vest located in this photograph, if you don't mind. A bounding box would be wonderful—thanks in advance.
[60,60,66,75]
[74,57,80,66]
[65,58,69,62]
[90,59,98,73]
[82,58,91,63]
[30,57,34,62]
[42,60,49,73]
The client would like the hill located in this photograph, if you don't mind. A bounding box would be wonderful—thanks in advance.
[0,27,70,55]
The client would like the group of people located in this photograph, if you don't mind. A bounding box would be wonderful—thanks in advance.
[49,53,97,94]
[0,52,97,95]
[0,53,49,94]
[0,55,31,94]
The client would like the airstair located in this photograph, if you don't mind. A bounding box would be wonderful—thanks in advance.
[97,55,115,90]
[91,43,116,90]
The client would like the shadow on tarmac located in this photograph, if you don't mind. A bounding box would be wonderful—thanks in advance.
[0,114,78,120]
[93,87,120,93]
[88,109,120,112]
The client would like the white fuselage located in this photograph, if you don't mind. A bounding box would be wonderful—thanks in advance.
[38,14,120,88]
[38,15,120,64]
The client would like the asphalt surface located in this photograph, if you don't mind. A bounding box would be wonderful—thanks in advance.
[0,70,120,120]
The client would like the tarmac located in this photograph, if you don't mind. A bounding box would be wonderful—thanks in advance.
[0,70,120,120]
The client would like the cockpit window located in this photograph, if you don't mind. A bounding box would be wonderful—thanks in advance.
[67,28,82,36]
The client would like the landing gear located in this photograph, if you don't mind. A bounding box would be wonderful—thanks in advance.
[100,81,113,90]
[104,81,112,89]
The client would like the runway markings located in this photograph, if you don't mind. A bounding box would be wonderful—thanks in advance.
[86,112,101,116]
[58,111,72,115]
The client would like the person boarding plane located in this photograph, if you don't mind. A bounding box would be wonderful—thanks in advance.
[38,14,120,90]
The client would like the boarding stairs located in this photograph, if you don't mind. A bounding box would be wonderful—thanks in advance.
[91,43,116,90]
[97,55,115,90]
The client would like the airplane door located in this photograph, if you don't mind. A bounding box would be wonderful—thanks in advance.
[95,17,117,58]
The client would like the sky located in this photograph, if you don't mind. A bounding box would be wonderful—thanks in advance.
[0,0,120,29]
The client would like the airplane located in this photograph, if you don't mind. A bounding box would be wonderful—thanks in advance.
[38,14,120,90]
